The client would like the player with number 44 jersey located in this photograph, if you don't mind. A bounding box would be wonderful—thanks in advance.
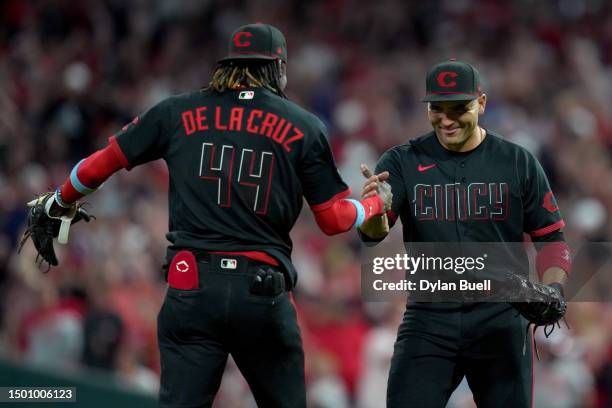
[24,23,392,408]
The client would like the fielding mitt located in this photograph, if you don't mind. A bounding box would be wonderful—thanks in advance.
[506,272,568,358]
[507,272,567,327]
[18,191,94,270]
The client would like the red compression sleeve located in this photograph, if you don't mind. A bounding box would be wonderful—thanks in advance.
[60,143,126,203]
[535,242,572,281]
[313,195,384,236]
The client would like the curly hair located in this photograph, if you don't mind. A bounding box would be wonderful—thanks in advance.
[205,60,287,98]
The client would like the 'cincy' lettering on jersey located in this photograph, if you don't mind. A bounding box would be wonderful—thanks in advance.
[413,182,509,221]
[181,106,304,153]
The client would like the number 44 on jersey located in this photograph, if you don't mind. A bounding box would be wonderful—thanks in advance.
[199,143,274,215]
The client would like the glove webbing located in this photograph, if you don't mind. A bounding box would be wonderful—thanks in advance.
[520,314,570,360]
[17,231,53,272]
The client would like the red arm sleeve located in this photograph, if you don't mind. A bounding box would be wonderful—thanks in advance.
[59,141,127,204]
[313,195,384,236]
[535,241,572,281]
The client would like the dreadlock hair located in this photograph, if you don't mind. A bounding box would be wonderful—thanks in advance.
[205,59,287,99]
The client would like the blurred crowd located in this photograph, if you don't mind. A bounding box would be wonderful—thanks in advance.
[1,0,612,407]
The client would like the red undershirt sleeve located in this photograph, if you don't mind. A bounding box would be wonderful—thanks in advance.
[59,141,127,204]
[313,195,384,236]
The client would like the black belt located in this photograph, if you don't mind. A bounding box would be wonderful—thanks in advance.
[190,250,271,269]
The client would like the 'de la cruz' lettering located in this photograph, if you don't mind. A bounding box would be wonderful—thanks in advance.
[181,106,304,153]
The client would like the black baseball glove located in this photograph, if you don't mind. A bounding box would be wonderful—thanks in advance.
[18,192,94,270]
[506,271,567,327]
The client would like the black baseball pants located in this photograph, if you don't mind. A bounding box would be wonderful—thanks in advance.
[387,302,533,408]
[157,253,305,408]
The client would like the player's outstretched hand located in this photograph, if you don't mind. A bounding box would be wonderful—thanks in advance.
[360,164,392,212]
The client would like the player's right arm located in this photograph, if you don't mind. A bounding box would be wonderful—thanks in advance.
[358,148,405,242]
[52,99,173,210]
[358,165,391,239]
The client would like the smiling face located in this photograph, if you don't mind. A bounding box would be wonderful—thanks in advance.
[428,94,487,152]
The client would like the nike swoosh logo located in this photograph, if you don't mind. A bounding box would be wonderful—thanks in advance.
[418,164,437,172]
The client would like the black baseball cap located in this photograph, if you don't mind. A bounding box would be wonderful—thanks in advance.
[218,23,287,63]
[422,59,481,102]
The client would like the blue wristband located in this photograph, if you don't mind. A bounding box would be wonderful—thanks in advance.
[70,159,96,195]
[347,199,366,229]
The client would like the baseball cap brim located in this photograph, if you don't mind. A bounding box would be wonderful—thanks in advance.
[218,54,278,63]
[422,93,479,102]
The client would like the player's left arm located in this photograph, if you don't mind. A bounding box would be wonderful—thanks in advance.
[312,193,388,236]
[299,119,390,236]
[532,230,571,294]
[522,150,571,291]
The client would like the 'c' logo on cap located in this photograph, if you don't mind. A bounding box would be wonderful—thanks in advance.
[437,71,458,87]
[233,32,253,47]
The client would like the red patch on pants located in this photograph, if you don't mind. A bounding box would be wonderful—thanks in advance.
[167,250,199,290]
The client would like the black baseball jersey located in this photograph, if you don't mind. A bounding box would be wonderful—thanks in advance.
[112,88,348,286]
[371,130,564,282]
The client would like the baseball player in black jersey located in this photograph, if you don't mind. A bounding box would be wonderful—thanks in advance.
[359,60,571,407]
[22,24,392,407]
